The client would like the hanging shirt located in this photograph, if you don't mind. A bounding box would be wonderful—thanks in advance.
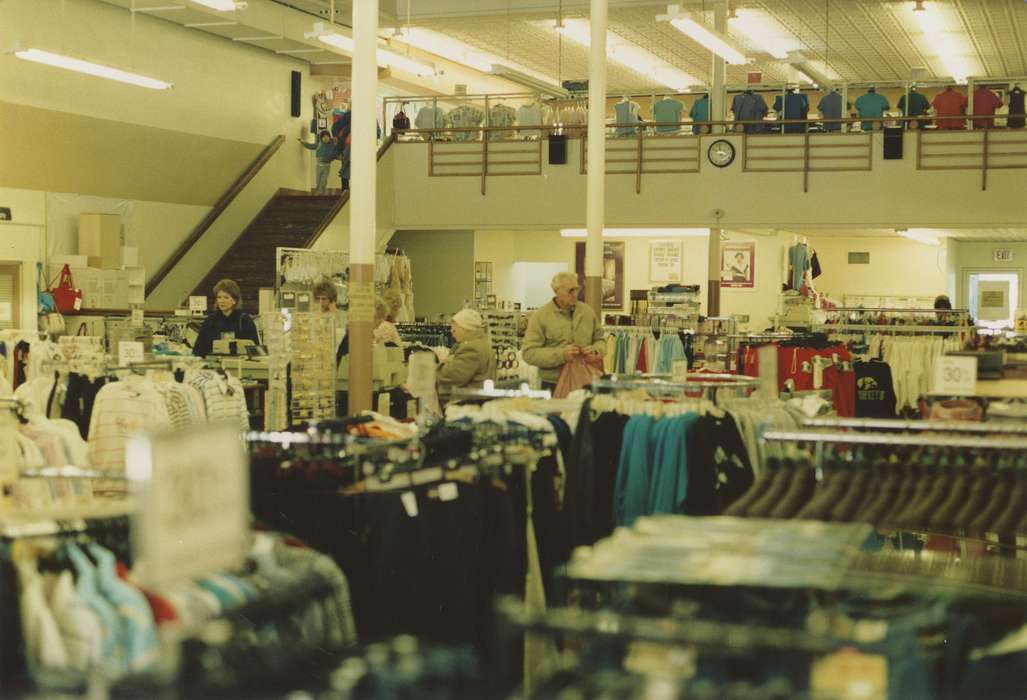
[652,98,684,133]
[854,360,898,419]
[932,88,968,130]
[1009,88,1026,128]
[854,91,890,131]
[810,251,822,279]
[414,106,445,130]
[392,111,410,132]
[788,244,810,291]
[613,100,641,136]
[689,95,710,134]
[972,87,1003,129]
[817,91,846,131]
[897,90,931,117]
[773,91,810,133]
[446,105,485,141]
[731,92,769,133]
[489,104,517,136]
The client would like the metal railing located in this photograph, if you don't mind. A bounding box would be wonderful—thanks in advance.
[398,115,1027,194]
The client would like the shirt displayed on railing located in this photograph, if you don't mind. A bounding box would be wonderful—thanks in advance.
[932,87,968,130]
[898,89,931,118]
[817,90,848,131]
[854,90,890,131]
[972,87,1003,129]
[613,99,642,136]
[731,92,769,133]
[773,91,809,133]
[414,105,445,130]
[1009,86,1026,128]
[689,95,710,134]
[652,97,684,134]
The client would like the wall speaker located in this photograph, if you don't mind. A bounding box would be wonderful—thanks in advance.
[548,134,567,164]
[290,71,302,118]
[883,127,903,160]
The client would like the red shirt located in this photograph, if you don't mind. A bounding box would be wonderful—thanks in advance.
[972,87,1003,129]
[932,88,968,130]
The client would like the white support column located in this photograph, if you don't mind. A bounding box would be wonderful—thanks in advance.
[584,0,607,313]
[710,1,728,133]
[347,0,378,415]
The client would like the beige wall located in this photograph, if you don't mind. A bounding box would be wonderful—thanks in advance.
[390,230,475,319]
[951,240,1027,311]
[805,236,948,301]
[389,136,1026,230]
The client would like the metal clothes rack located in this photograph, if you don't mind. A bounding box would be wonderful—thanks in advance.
[761,429,1027,451]
[802,417,1027,435]
[451,384,551,401]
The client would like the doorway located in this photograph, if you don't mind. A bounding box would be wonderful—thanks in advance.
[964,270,1021,331]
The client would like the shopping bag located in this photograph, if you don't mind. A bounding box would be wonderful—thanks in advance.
[36,262,56,313]
[49,264,83,313]
[553,354,603,399]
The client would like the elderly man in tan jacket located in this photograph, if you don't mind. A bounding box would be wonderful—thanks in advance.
[522,271,606,390]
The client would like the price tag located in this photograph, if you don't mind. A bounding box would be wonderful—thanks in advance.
[130,308,144,327]
[933,355,977,396]
[348,281,375,323]
[128,423,249,589]
[118,341,144,366]
[188,295,207,314]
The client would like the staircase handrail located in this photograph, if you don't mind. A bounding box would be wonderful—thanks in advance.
[146,134,286,297]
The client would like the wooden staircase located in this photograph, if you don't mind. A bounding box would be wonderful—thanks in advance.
[191,188,345,314]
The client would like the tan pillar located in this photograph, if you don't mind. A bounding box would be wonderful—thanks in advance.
[346,0,378,415]
[584,0,607,313]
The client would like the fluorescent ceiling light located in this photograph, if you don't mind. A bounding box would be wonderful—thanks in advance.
[191,0,239,10]
[561,228,710,238]
[730,9,799,60]
[394,28,563,90]
[12,47,172,89]
[393,28,493,73]
[898,228,941,246]
[491,65,569,97]
[656,6,747,65]
[904,1,977,83]
[311,24,435,76]
[787,53,838,87]
[551,19,700,91]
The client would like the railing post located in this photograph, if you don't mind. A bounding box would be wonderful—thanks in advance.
[636,126,643,194]
[982,127,989,191]
[482,130,488,196]
[803,131,810,193]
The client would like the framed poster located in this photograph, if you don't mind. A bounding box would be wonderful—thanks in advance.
[575,241,625,309]
[649,241,683,283]
[720,241,756,289]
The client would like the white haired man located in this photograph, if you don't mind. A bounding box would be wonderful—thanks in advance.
[522,271,606,392]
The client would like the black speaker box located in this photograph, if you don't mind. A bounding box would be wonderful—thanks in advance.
[883,127,903,159]
[548,134,567,164]
[290,71,302,118]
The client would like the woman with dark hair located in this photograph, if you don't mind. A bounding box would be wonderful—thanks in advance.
[192,278,260,357]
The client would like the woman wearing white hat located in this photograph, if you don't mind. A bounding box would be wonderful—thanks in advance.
[437,309,497,398]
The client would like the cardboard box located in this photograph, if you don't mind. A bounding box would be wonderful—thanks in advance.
[50,255,89,270]
[48,265,102,309]
[78,213,122,269]
[121,246,139,267]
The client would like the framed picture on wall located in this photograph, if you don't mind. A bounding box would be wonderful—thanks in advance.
[575,241,625,309]
[649,241,683,282]
[721,241,756,289]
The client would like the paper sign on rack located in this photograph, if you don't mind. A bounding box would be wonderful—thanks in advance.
[118,341,144,366]
[128,423,249,589]
[933,355,977,396]
[188,295,207,314]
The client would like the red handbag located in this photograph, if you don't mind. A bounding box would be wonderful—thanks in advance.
[49,264,84,313]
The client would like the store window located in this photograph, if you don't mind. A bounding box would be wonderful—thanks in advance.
[966,271,1020,331]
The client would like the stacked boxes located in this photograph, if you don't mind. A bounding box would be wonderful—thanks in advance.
[46,214,146,310]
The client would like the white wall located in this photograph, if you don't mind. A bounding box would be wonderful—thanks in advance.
[804,236,948,302]
[951,241,1027,312]
[0,189,48,328]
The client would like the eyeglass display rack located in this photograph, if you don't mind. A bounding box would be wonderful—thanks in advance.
[483,309,521,381]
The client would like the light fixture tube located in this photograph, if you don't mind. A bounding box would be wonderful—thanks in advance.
[898,228,941,246]
[668,17,747,64]
[561,228,711,238]
[13,47,172,89]
[907,1,973,83]
[729,10,797,59]
[553,19,699,91]
[191,0,238,10]
[316,28,434,76]
[395,28,494,73]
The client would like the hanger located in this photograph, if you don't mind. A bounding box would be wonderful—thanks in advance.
[868,86,876,93]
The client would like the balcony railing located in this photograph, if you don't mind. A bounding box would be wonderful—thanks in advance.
[397,115,1027,194]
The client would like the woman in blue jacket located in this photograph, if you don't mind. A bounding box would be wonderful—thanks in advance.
[192,279,259,356]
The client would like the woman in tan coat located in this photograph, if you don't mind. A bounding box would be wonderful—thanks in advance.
[437,309,497,398]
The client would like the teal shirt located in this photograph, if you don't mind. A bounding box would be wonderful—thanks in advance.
[652,98,684,133]
[855,92,890,131]
[689,96,710,134]
[302,140,340,163]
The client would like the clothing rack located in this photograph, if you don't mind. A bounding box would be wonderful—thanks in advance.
[105,359,174,373]
[451,384,551,400]
[19,466,127,480]
[802,417,1027,435]
[761,429,1027,451]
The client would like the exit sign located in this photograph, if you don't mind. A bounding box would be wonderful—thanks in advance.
[994,248,1014,262]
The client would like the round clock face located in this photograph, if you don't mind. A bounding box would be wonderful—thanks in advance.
[708,139,735,167]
